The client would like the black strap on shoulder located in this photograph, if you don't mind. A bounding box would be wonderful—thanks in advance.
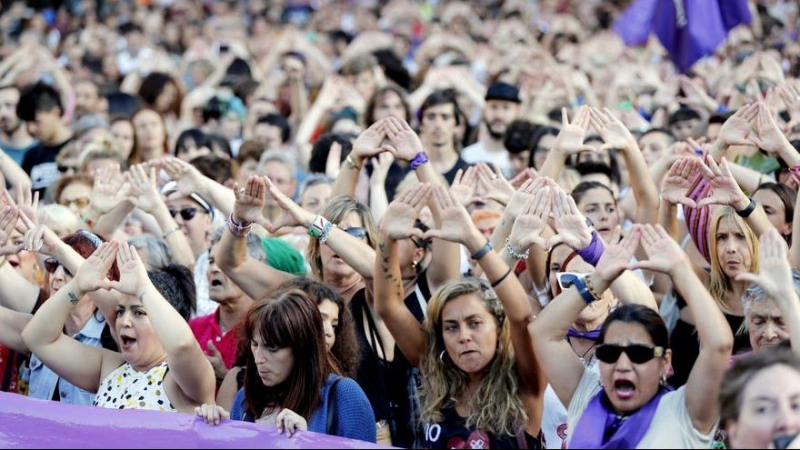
[326,377,343,436]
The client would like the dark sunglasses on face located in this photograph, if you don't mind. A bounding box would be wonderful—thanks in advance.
[44,258,72,277]
[168,207,206,221]
[595,343,665,364]
[343,227,368,240]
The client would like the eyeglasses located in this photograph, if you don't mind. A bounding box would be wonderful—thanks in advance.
[60,197,91,210]
[343,227,368,241]
[168,207,207,221]
[595,344,665,364]
[555,272,589,292]
[57,165,78,173]
[44,258,72,277]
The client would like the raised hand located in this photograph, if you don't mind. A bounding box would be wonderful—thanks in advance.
[162,157,205,197]
[548,187,593,250]
[382,117,423,162]
[232,176,266,224]
[74,241,119,295]
[195,403,230,426]
[108,242,149,297]
[750,102,792,155]
[260,175,315,233]
[369,151,395,187]
[553,106,595,155]
[423,185,477,246]
[589,107,636,151]
[275,408,308,437]
[593,226,637,283]
[628,224,687,275]
[660,156,700,208]
[449,166,479,207]
[22,224,62,256]
[734,228,794,301]
[0,205,23,256]
[125,164,162,214]
[350,119,386,162]
[717,103,758,147]
[697,156,749,209]
[475,163,515,204]
[507,187,551,251]
[504,177,547,220]
[382,183,432,240]
[14,188,39,227]
[89,165,128,215]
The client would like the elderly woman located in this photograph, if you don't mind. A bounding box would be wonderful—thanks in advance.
[737,228,800,354]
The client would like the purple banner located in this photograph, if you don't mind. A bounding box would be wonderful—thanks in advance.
[0,392,392,449]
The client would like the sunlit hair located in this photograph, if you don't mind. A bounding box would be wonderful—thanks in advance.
[307,196,377,280]
[37,204,81,237]
[242,290,331,420]
[420,278,527,437]
[709,207,759,314]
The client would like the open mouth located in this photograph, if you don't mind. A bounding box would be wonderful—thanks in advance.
[613,379,636,400]
[120,336,137,349]
[210,279,223,287]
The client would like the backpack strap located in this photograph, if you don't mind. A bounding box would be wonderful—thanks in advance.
[326,377,343,435]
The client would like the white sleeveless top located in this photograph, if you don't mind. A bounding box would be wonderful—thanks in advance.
[93,361,175,412]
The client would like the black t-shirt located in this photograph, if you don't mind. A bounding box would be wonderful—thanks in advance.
[422,406,544,449]
[442,157,471,185]
[21,138,71,195]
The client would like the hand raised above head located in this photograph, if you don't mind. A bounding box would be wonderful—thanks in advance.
[422,185,480,248]
[735,228,793,302]
[0,205,23,256]
[107,242,149,297]
[628,224,687,275]
[660,156,700,208]
[75,241,119,295]
[547,187,592,250]
[717,103,758,147]
[259,175,315,234]
[382,117,423,162]
[696,156,749,209]
[232,176,266,225]
[382,183,432,241]
[553,106,596,155]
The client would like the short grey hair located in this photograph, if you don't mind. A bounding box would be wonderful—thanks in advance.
[209,226,266,263]
[257,149,296,180]
[128,234,171,269]
[300,173,334,194]
[742,269,800,319]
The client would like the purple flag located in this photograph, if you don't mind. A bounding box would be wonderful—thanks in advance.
[614,0,751,73]
[0,391,393,449]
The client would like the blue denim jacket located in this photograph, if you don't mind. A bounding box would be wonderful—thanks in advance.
[23,312,106,405]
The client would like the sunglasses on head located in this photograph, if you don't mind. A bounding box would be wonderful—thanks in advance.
[168,207,206,221]
[44,258,72,277]
[343,227,368,241]
[555,272,589,292]
[595,344,664,364]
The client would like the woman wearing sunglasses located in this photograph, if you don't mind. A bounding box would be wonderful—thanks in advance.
[375,183,548,449]
[0,213,120,405]
[530,224,733,448]
[22,240,216,413]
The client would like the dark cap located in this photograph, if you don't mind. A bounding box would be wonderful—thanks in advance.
[485,82,521,104]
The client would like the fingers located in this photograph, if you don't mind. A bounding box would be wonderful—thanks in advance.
[195,403,227,426]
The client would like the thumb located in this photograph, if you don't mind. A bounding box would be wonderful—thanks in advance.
[677,197,698,209]
[422,229,444,241]
[409,228,426,240]
[628,260,662,272]
[545,234,566,250]
[696,197,716,208]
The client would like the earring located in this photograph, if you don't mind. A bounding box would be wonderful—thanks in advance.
[439,350,447,363]
[659,375,668,387]
[412,260,419,269]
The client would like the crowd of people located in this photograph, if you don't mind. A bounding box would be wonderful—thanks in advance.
[1,0,800,448]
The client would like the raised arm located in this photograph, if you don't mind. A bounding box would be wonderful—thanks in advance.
[0,306,30,353]
[21,242,122,393]
[163,157,236,218]
[263,176,376,279]
[216,176,293,301]
[529,229,638,407]
[330,119,386,198]
[111,243,215,406]
[425,185,543,394]
[737,228,800,356]
[374,184,433,366]
[539,107,594,182]
[630,224,733,434]
[0,204,39,313]
[590,107,659,224]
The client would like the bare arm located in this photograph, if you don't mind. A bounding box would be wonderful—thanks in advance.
[0,306,30,354]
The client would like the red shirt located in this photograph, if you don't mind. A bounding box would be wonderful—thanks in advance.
[189,308,241,369]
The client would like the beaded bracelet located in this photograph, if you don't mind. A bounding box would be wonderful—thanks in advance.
[584,275,603,301]
[227,214,252,238]
[504,236,530,260]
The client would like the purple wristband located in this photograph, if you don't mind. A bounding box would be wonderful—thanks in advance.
[576,230,604,266]
[410,152,429,170]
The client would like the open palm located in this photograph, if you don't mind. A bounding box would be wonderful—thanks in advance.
[735,228,792,300]
[383,184,431,240]
[629,224,685,275]
[661,157,699,208]
[232,176,266,224]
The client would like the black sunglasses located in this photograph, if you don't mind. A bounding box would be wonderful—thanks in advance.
[44,258,72,277]
[344,227,368,241]
[168,207,206,221]
[595,344,665,364]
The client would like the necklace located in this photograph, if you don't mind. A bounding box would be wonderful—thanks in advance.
[568,336,596,364]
